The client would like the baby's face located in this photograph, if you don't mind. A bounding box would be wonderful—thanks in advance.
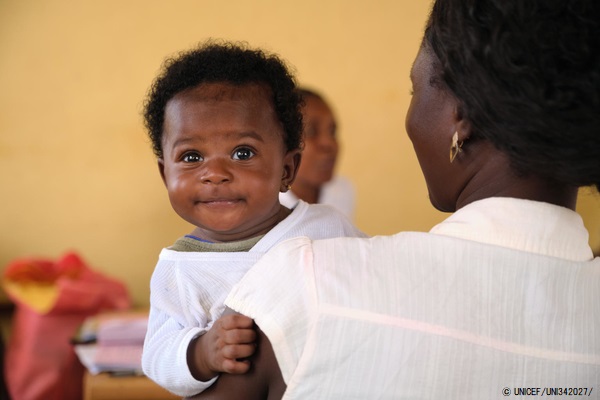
[159,82,296,242]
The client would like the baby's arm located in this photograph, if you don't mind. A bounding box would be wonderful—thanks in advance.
[142,262,228,397]
[184,313,285,400]
[188,313,257,381]
[143,306,210,396]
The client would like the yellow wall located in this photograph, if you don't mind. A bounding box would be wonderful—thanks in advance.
[1,1,598,306]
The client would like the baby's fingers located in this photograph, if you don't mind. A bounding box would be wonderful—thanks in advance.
[220,314,254,330]
[223,327,257,345]
[221,358,251,375]
[222,343,257,360]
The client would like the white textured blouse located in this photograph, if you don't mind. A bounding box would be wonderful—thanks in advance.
[226,197,600,399]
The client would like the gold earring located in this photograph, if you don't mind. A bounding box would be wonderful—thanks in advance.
[450,131,463,163]
[286,184,292,191]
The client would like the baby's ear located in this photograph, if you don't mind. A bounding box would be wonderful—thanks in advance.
[280,149,301,192]
[157,158,167,187]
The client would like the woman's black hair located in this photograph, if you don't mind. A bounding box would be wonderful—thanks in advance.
[143,40,303,158]
[425,0,600,190]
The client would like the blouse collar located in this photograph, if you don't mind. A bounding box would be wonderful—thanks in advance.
[429,197,593,261]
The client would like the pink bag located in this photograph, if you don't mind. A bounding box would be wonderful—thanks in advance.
[3,252,131,400]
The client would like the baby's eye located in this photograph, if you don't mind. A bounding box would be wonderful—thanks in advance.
[182,152,202,163]
[232,148,255,160]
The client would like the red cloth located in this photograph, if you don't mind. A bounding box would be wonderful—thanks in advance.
[3,252,131,400]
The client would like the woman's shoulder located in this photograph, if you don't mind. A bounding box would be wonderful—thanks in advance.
[298,201,367,237]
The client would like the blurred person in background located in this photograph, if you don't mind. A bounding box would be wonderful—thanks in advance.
[279,88,356,220]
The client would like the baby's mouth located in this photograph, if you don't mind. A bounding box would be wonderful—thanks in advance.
[199,198,242,206]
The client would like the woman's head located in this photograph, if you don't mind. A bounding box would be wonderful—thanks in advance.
[420,0,600,192]
[144,40,303,159]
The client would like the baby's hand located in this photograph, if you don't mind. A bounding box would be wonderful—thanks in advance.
[193,314,257,380]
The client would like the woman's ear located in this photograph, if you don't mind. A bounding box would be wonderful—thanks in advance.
[280,150,302,192]
[454,103,471,142]
[448,103,472,163]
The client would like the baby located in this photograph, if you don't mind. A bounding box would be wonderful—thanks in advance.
[141,41,366,397]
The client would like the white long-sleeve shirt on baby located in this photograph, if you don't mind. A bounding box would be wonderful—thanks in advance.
[142,201,366,397]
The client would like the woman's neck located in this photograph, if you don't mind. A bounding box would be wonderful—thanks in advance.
[458,173,579,211]
[455,141,579,211]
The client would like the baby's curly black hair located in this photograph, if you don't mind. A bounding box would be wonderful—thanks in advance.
[143,40,303,159]
[425,0,600,190]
